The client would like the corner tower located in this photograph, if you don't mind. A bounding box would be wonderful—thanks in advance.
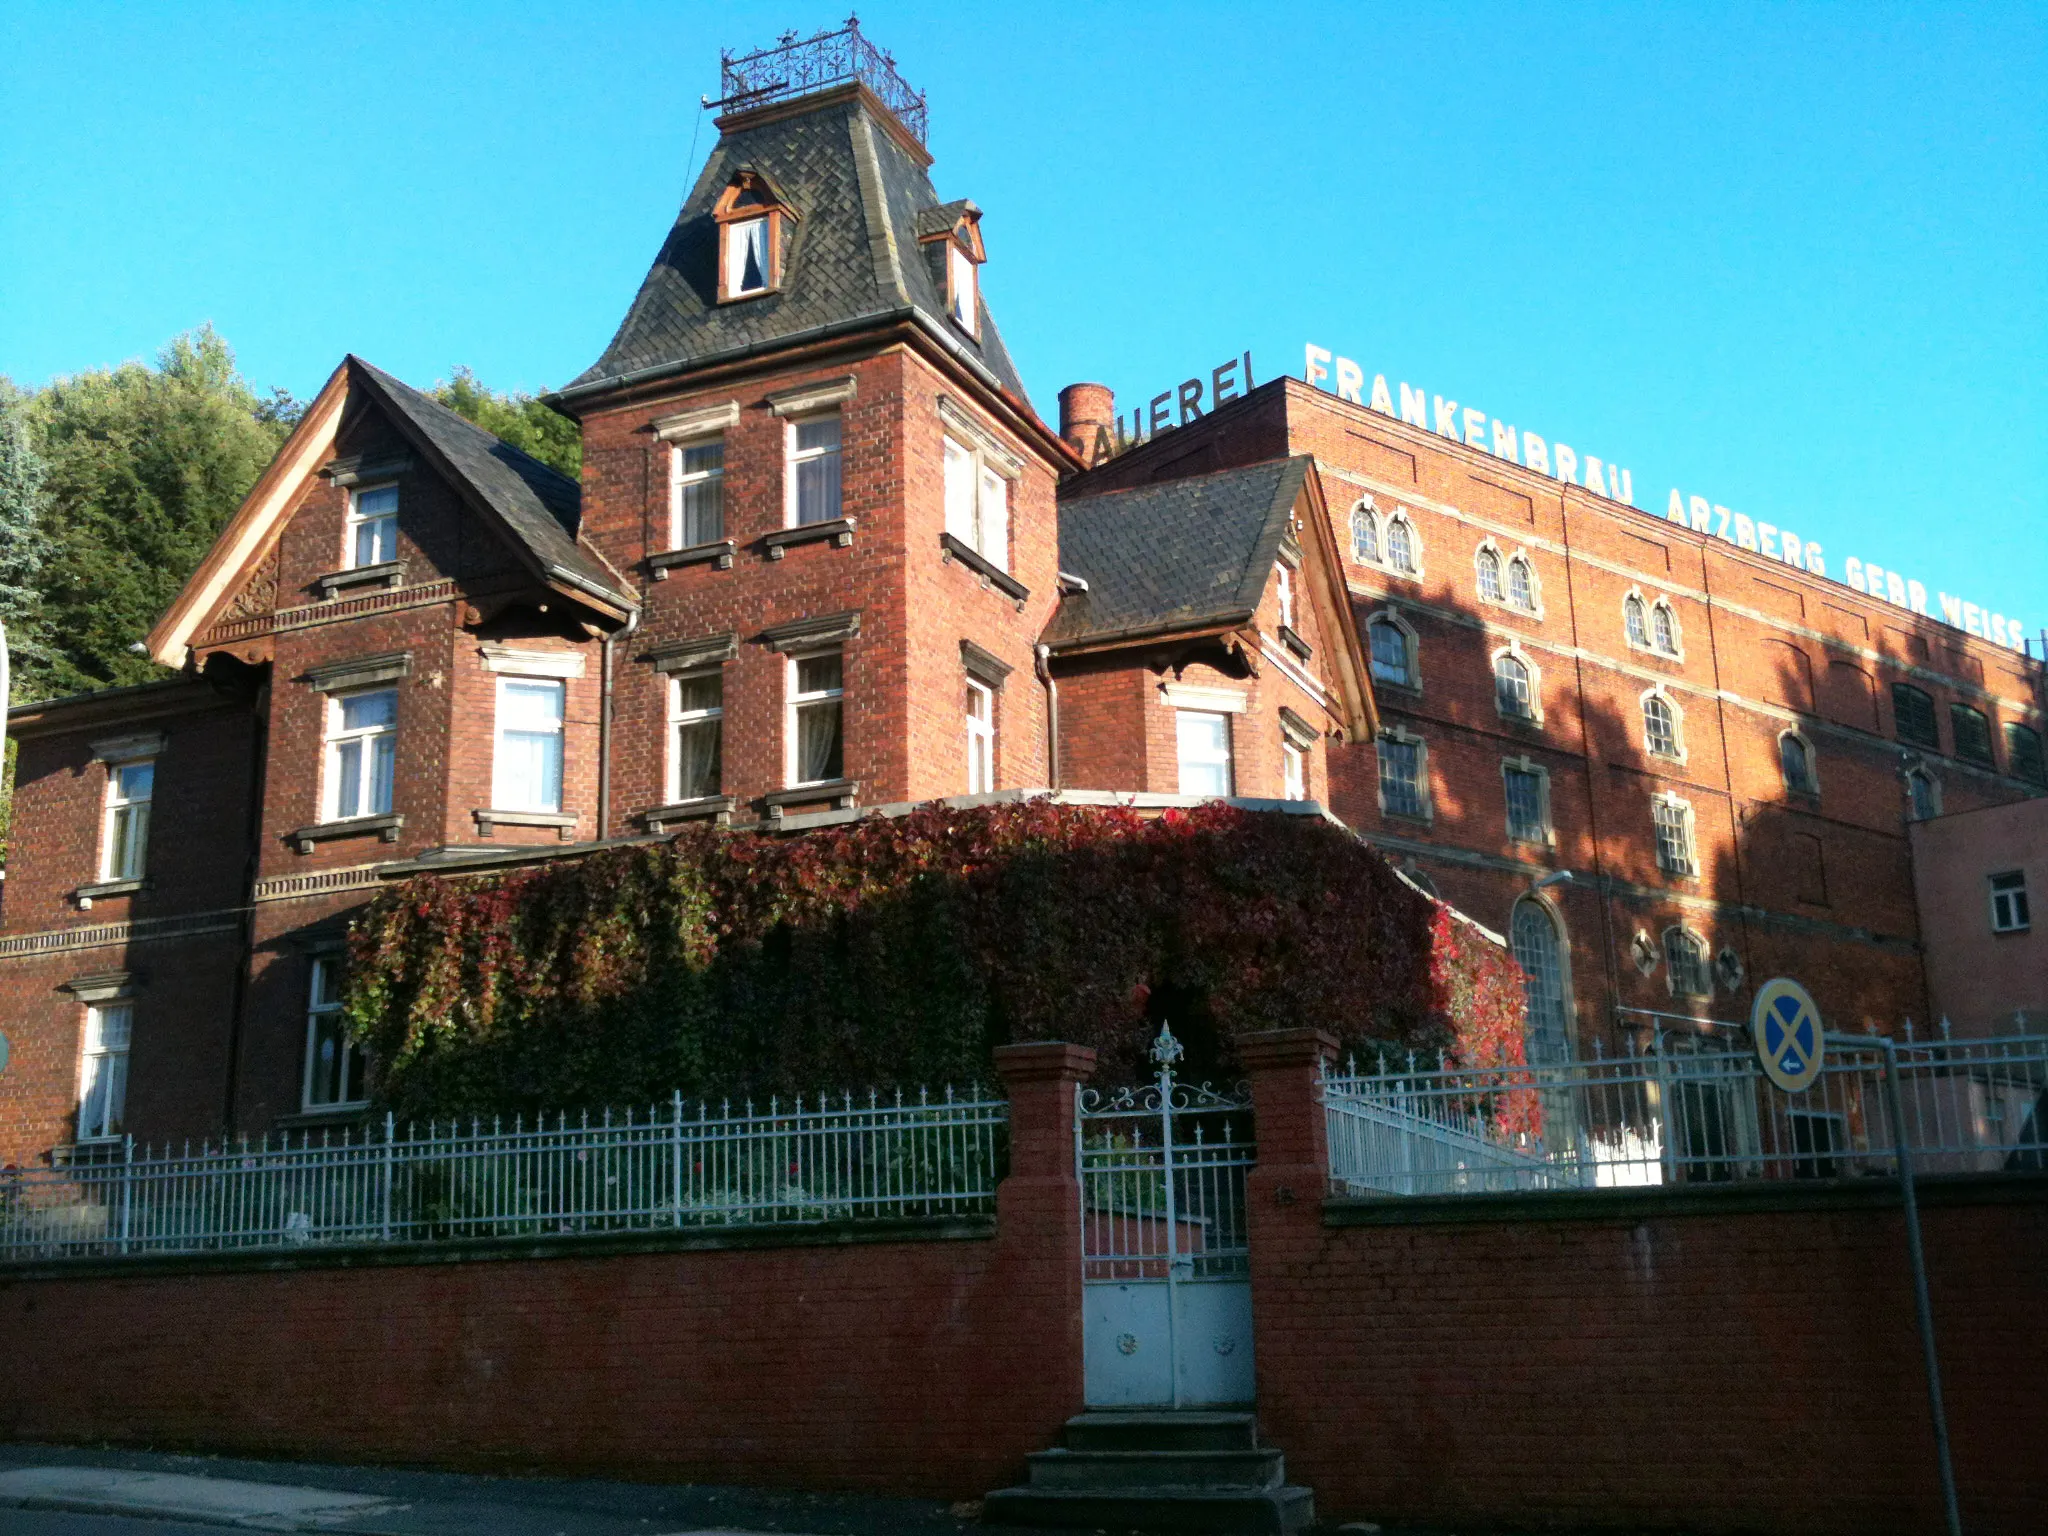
[552,20,1079,831]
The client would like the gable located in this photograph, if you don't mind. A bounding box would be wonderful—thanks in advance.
[149,358,631,669]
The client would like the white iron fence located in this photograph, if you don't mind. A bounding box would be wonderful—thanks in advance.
[1326,1030,2048,1197]
[0,1087,1007,1262]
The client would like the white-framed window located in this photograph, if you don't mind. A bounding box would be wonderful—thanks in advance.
[1385,514,1418,574]
[788,651,846,785]
[1476,546,1503,602]
[1664,926,1712,997]
[1349,498,1420,576]
[324,687,397,821]
[1350,503,1380,563]
[1625,594,1650,647]
[1642,688,1682,759]
[1274,562,1296,630]
[790,414,844,526]
[1175,710,1233,798]
[943,434,1009,569]
[947,242,978,331]
[1651,601,1680,655]
[670,437,726,548]
[101,759,155,881]
[1368,613,1416,689]
[1905,766,1940,821]
[1377,730,1429,821]
[77,1002,131,1142]
[1503,759,1550,844]
[1652,794,1698,877]
[670,671,724,802]
[1281,737,1308,802]
[1779,730,1819,795]
[724,215,771,298]
[1989,871,2030,933]
[1505,555,1536,611]
[1494,651,1537,721]
[1511,899,1572,1067]
[1625,590,1681,657]
[345,484,399,569]
[965,676,996,793]
[493,677,565,813]
[303,955,368,1110]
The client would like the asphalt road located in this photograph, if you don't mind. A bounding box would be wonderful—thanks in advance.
[0,1516,228,1534]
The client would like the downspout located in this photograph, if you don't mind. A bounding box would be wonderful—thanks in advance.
[1036,643,1060,791]
[597,607,641,840]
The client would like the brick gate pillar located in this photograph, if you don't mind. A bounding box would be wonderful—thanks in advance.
[1238,1027,1338,1437]
[983,1041,1097,1454]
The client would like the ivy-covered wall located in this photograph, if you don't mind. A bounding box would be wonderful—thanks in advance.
[346,801,1528,1117]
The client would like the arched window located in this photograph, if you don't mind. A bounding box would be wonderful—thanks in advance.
[1511,899,1571,1066]
[1906,767,1940,822]
[1476,547,1503,601]
[1385,517,1416,574]
[1506,556,1534,611]
[1652,602,1678,654]
[1369,616,1413,688]
[2009,723,2047,787]
[1643,691,1681,758]
[1350,505,1380,564]
[1494,652,1534,719]
[1625,595,1649,647]
[1663,927,1712,998]
[1779,731,1817,795]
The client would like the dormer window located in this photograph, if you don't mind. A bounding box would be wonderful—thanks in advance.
[713,169,796,303]
[950,244,978,327]
[918,200,986,339]
[726,218,771,297]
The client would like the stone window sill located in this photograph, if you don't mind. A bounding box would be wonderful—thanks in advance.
[638,796,738,831]
[275,1105,373,1130]
[1278,625,1312,662]
[315,562,406,598]
[473,809,578,840]
[74,878,145,910]
[939,532,1029,605]
[649,540,736,578]
[764,517,856,560]
[292,813,404,854]
[762,779,859,820]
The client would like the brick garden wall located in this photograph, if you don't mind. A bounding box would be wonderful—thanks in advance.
[1239,1030,2048,1536]
[0,1042,1093,1498]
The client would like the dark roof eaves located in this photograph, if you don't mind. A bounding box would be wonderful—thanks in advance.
[1047,608,1257,654]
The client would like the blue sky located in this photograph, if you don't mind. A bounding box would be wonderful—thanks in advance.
[3,2,2042,636]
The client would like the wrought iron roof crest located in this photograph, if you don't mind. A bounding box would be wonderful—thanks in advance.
[714,14,929,145]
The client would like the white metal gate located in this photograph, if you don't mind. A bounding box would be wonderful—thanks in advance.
[1077,1024,1255,1408]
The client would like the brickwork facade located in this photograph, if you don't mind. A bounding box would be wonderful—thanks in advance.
[1072,378,2046,1047]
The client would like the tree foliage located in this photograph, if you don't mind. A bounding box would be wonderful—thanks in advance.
[24,327,292,697]
[431,368,581,480]
[0,379,50,685]
[346,801,1530,1119]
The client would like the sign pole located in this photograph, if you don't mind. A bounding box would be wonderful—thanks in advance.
[1828,1031,1961,1536]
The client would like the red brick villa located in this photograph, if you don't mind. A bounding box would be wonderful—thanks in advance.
[0,37,2040,1166]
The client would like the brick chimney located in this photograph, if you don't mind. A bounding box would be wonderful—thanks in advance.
[1058,383,1116,468]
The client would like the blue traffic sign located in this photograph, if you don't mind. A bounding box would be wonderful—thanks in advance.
[1752,978,1824,1092]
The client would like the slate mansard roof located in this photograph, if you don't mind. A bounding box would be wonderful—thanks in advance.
[1046,458,1315,651]
[556,86,1032,411]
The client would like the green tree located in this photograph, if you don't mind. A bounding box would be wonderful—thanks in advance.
[0,377,51,695]
[432,368,581,479]
[29,327,291,697]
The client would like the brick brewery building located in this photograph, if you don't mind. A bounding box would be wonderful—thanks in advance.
[0,39,2041,1163]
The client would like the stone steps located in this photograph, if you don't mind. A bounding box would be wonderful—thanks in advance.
[983,1411,1314,1534]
